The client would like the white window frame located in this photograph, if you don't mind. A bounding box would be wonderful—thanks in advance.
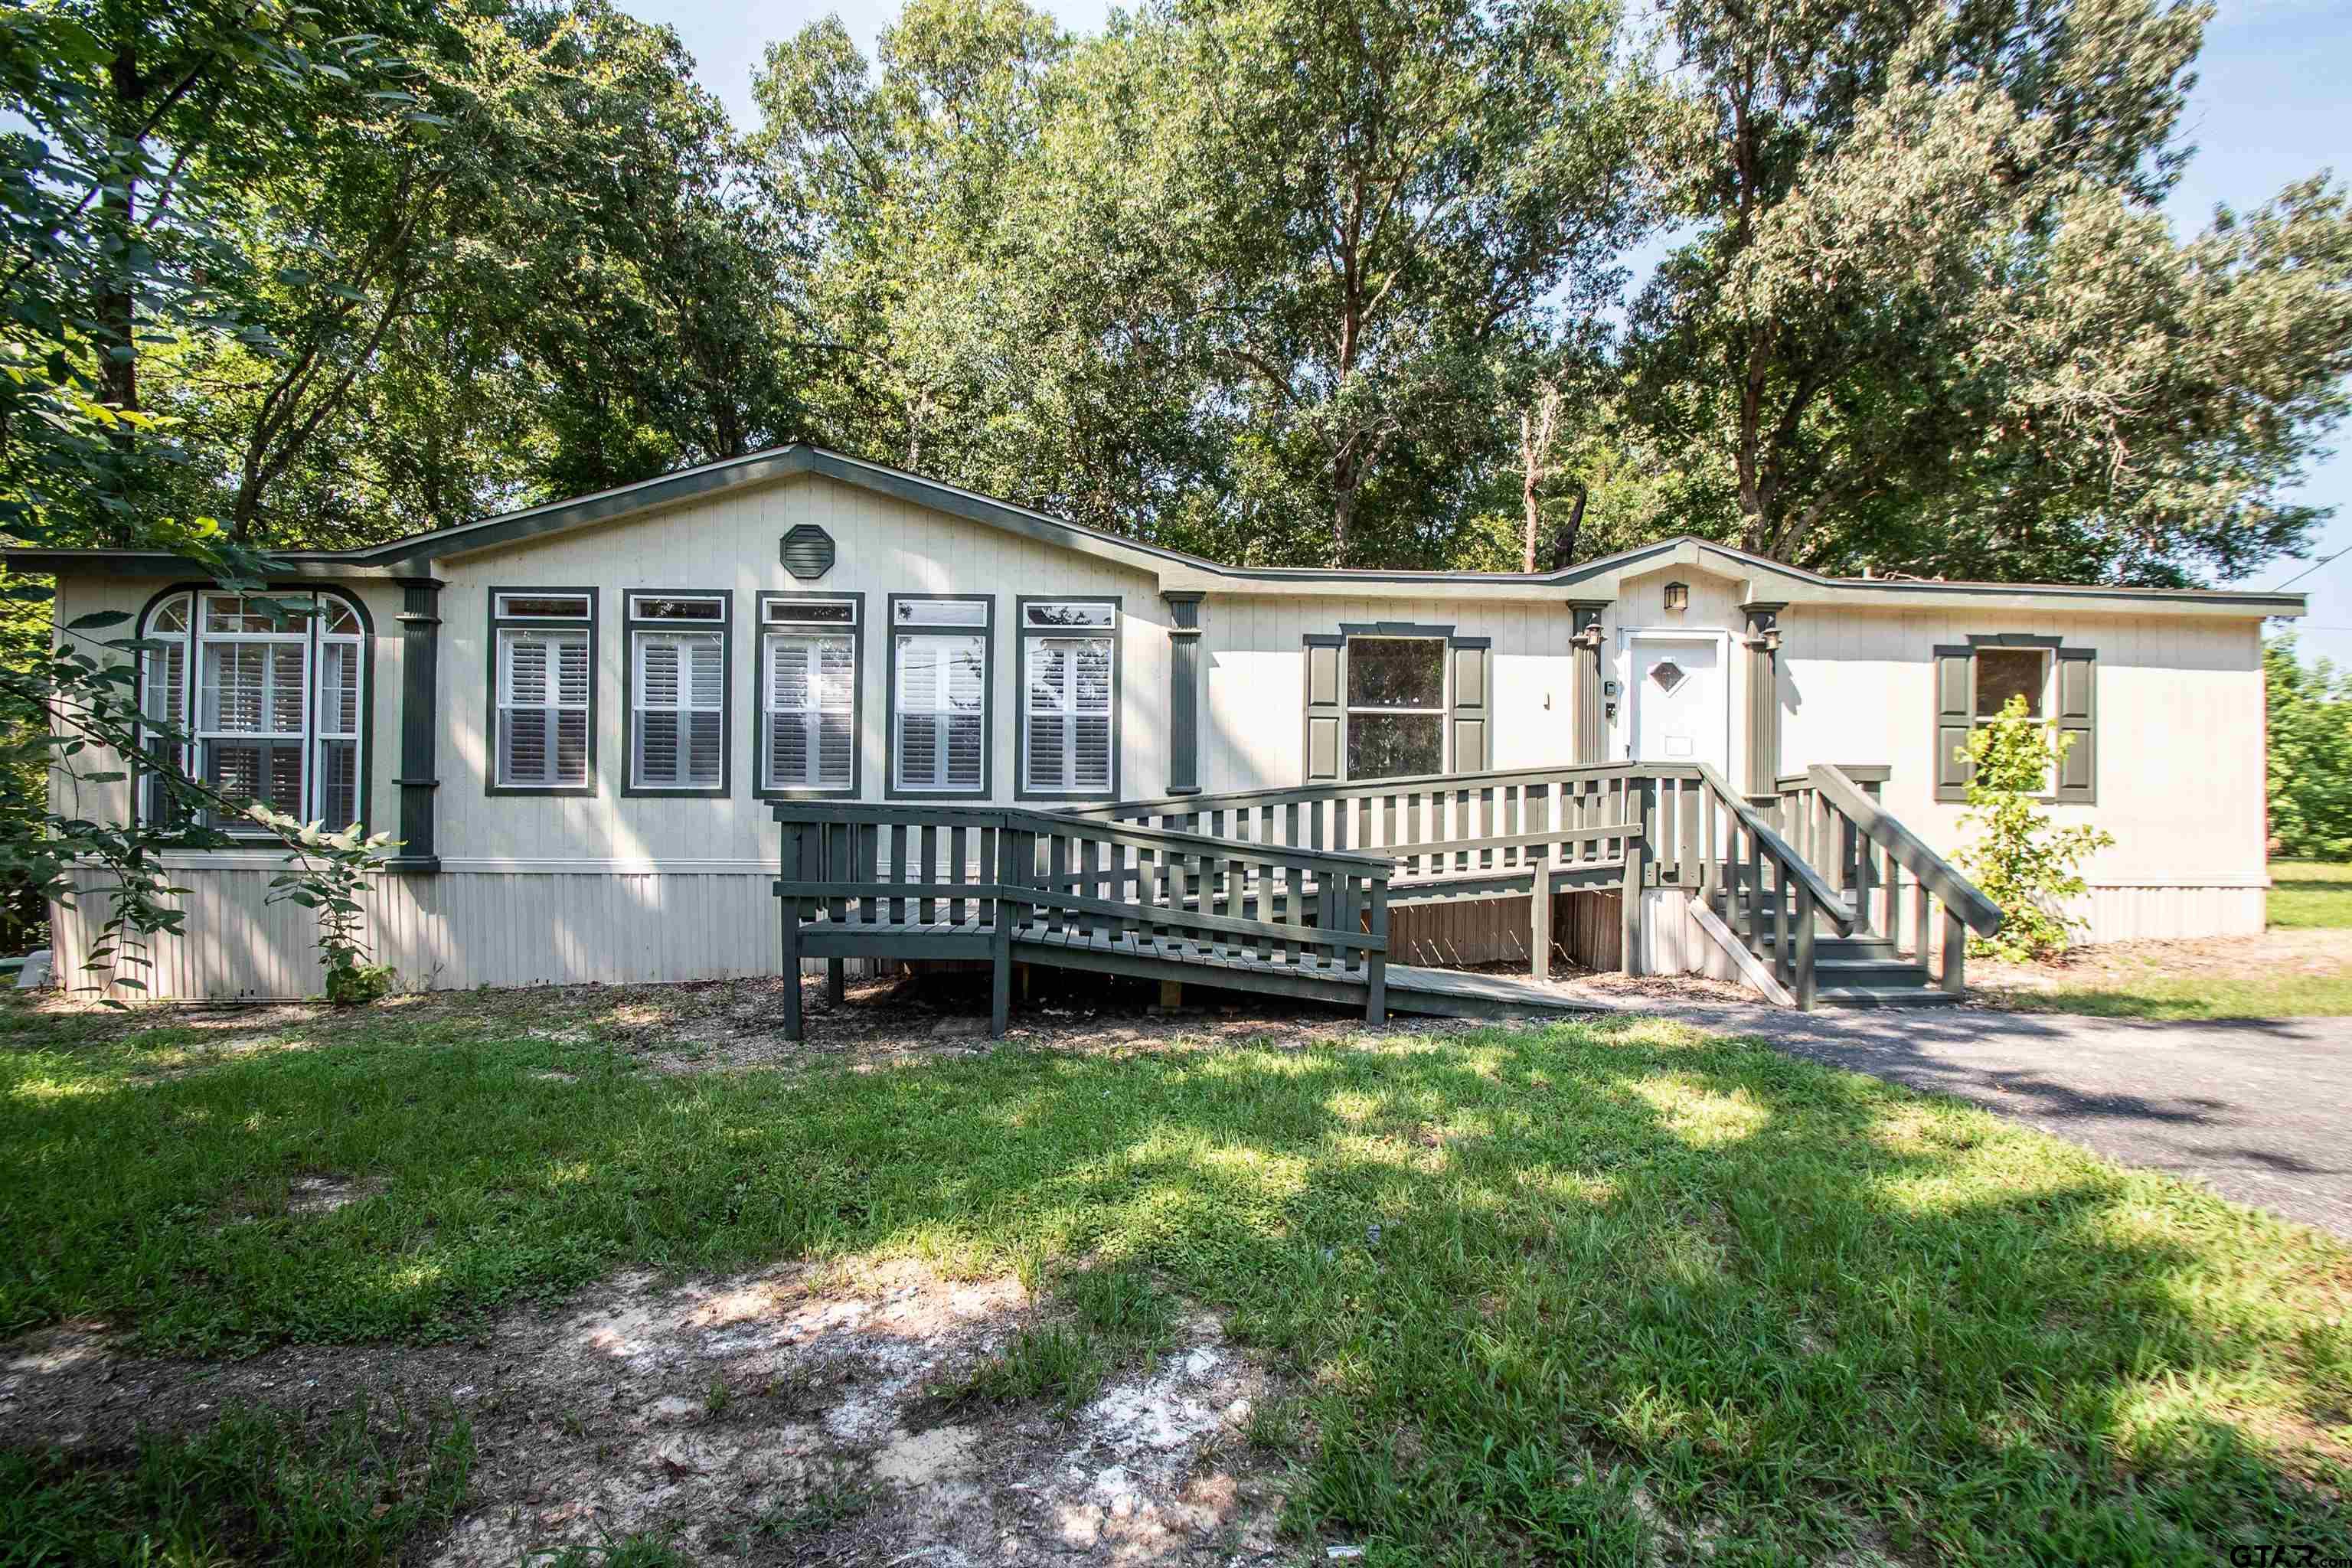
[1018,598,1119,799]
[889,595,992,799]
[626,591,732,796]
[760,594,861,797]
[490,588,596,795]
[1342,633,1449,782]
[134,588,370,832]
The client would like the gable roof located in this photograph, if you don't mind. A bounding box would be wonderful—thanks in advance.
[1,443,2306,617]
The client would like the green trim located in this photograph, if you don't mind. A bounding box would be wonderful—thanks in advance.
[1014,594,1122,804]
[753,590,864,801]
[1162,591,1204,795]
[387,577,443,874]
[485,586,599,799]
[884,593,995,802]
[622,590,735,799]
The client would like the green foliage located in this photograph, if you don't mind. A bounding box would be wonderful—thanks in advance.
[0,1395,472,1568]
[4,998,2349,1560]
[2264,636,2352,860]
[1955,697,2115,961]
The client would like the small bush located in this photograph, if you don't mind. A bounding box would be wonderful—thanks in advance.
[323,961,397,1007]
[1955,696,2113,961]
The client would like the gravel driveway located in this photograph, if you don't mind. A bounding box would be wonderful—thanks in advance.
[1631,1001,2352,1239]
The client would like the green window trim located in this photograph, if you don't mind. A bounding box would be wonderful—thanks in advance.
[886,593,995,801]
[486,586,599,798]
[1302,623,1491,783]
[622,590,734,799]
[133,582,377,839]
[1933,634,2096,805]
[753,590,864,801]
[1014,595,1122,803]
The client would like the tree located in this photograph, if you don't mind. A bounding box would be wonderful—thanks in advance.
[0,0,414,992]
[1625,0,2352,585]
[2265,636,2352,861]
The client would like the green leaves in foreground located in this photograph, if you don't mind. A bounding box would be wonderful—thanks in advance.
[2,1006,2348,1563]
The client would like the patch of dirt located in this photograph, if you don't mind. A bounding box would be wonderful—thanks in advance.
[285,1173,387,1216]
[1969,928,2352,1001]
[18,962,1575,1080]
[0,1261,1290,1566]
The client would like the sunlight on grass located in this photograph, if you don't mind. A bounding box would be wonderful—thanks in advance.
[2271,859,2352,929]
[3,998,2348,1563]
[1631,1075,1769,1146]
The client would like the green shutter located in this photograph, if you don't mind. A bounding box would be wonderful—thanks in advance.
[1304,635,1343,783]
[1450,640,1489,773]
[1933,645,1974,802]
[2055,648,2096,803]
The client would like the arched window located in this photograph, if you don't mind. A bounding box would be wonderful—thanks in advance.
[136,589,370,831]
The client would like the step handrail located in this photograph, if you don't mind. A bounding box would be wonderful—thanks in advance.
[1805,765,2004,936]
[1689,763,1854,939]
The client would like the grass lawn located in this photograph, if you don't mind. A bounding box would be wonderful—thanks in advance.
[3,995,2350,1564]
[2269,860,2352,929]
[1971,861,2352,1019]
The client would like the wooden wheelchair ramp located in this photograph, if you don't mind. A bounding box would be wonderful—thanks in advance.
[771,761,2001,1034]
[769,798,1606,1037]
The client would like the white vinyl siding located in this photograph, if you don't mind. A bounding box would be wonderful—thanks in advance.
[632,631,725,790]
[497,629,591,788]
[1024,635,1112,794]
[764,633,854,790]
[893,634,986,792]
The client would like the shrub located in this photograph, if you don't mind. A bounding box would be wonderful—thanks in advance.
[1955,696,2113,962]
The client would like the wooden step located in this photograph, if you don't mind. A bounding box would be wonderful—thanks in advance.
[1813,958,1932,987]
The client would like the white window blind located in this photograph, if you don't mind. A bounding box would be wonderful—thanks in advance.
[632,630,725,789]
[893,632,985,792]
[765,633,854,790]
[1024,635,1112,793]
[498,628,591,788]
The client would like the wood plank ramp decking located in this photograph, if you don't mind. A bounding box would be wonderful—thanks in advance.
[770,761,2003,1035]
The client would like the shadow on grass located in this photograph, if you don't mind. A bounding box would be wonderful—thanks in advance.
[3,1007,2349,1563]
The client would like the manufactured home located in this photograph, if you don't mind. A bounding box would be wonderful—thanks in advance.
[15,446,2301,1012]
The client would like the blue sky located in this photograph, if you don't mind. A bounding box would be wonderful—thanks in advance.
[637,0,2352,658]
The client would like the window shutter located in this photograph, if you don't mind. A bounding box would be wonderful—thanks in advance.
[1933,645,1974,802]
[2055,648,2096,803]
[1303,635,1343,783]
[1450,641,1489,773]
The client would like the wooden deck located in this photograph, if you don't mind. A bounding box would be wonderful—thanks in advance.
[770,761,2001,1035]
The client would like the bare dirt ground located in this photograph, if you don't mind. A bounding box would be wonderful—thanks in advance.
[1,1257,1292,1566]
[24,959,1629,1073]
[1966,927,2352,1000]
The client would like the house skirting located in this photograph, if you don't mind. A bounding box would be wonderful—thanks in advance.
[45,866,2269,1001]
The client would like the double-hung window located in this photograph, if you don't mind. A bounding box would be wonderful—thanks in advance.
[1345,635,1447,779]
[760,594,860,795]
[491,590,596,792]
[627,593,730,795]
[136,589,370,831]
[1019,599,1117,798]
[890,596,991,796]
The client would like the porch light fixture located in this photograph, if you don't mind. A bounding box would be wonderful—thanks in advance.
[1662,580,1690,613]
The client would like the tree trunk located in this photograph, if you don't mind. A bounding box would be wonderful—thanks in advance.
[1521,410,1540,573]
[99,37,148,544]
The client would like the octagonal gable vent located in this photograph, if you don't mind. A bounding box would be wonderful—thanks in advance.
[779,524,836,580]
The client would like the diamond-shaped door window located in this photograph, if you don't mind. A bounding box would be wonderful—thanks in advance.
[1650,660,1687,694]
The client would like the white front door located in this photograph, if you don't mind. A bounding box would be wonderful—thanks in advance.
[1628,637,1728,773]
